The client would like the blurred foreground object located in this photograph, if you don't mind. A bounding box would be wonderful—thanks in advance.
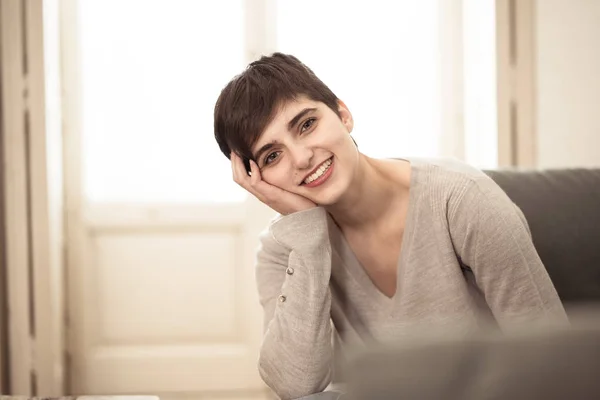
[343,308,600,400]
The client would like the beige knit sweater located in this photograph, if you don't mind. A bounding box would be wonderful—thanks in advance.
[255,158,568,399]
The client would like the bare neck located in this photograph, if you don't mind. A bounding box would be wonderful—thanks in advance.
[325,155,411,232]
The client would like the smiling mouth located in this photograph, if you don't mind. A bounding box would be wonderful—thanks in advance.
[302,157,333,185]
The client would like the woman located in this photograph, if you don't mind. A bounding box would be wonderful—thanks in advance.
[213,53,567,400]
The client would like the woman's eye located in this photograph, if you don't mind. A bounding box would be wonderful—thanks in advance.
[264,151,280,165]
[301,118,316,133]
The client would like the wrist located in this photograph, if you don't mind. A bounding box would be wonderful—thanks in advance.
[280,203,317,216]
[271,207,329,249]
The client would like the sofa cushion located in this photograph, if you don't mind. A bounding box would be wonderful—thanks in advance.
[484,168,600,307]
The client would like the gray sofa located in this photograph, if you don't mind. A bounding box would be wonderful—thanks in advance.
[485,168,600,307]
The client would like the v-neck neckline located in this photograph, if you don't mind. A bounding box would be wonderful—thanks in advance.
[328,159,421,307]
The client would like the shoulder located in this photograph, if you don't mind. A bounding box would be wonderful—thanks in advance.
[405,157,516,218]
[406,156,496,202]
[407,156,491,187]
[407,156,487,178]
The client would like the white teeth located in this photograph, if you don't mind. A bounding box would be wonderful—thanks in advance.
[304,158,332,184]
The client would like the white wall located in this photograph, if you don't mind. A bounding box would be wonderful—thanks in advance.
[535,0,600,168]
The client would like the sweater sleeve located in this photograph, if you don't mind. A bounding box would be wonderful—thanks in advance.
[450,178,569,331]
[255,207,334,399]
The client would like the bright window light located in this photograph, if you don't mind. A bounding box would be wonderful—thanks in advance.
[463,0,498,169]
[79,0,247,203]
[276,0,442,159]
[78,0,498,203]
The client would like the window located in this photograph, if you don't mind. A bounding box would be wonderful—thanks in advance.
[463,0,498,169]
[277,0,442,159]
[78,0,497,204]
[80,0,246,203]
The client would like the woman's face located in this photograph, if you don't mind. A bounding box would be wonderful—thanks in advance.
[251,96,359,206]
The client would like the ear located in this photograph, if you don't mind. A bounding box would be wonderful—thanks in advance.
[337,99,354,133]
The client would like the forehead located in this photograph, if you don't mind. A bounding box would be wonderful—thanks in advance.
[252,97,322,151]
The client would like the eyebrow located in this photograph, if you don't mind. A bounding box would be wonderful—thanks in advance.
[253,107,317,162]
[287,107,317,131]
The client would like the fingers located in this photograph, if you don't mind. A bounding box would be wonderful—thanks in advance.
[249,159,261,187]
[230,152,247,186]
[246,159,269,203]
[229,152,315,215]
[231,153,267,202]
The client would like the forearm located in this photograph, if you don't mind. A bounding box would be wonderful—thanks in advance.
[257,208,335,399]
[259,251,333,398]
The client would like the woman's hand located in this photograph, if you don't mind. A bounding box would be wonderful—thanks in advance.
[231,152,317,215]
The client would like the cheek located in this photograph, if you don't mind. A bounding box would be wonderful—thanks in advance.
[330,122,351,144]
[261,166,292,189]
[313,126,345,150]
[326,127,353,154]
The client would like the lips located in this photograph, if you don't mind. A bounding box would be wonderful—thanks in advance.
[301,156,334,186]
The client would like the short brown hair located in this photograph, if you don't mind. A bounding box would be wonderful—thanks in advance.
[213,53,341,162]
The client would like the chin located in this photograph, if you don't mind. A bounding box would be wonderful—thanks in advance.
[310,183,346,206]
[300,162,352,206]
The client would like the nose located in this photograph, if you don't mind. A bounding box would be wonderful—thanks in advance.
[289,143,313,170]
